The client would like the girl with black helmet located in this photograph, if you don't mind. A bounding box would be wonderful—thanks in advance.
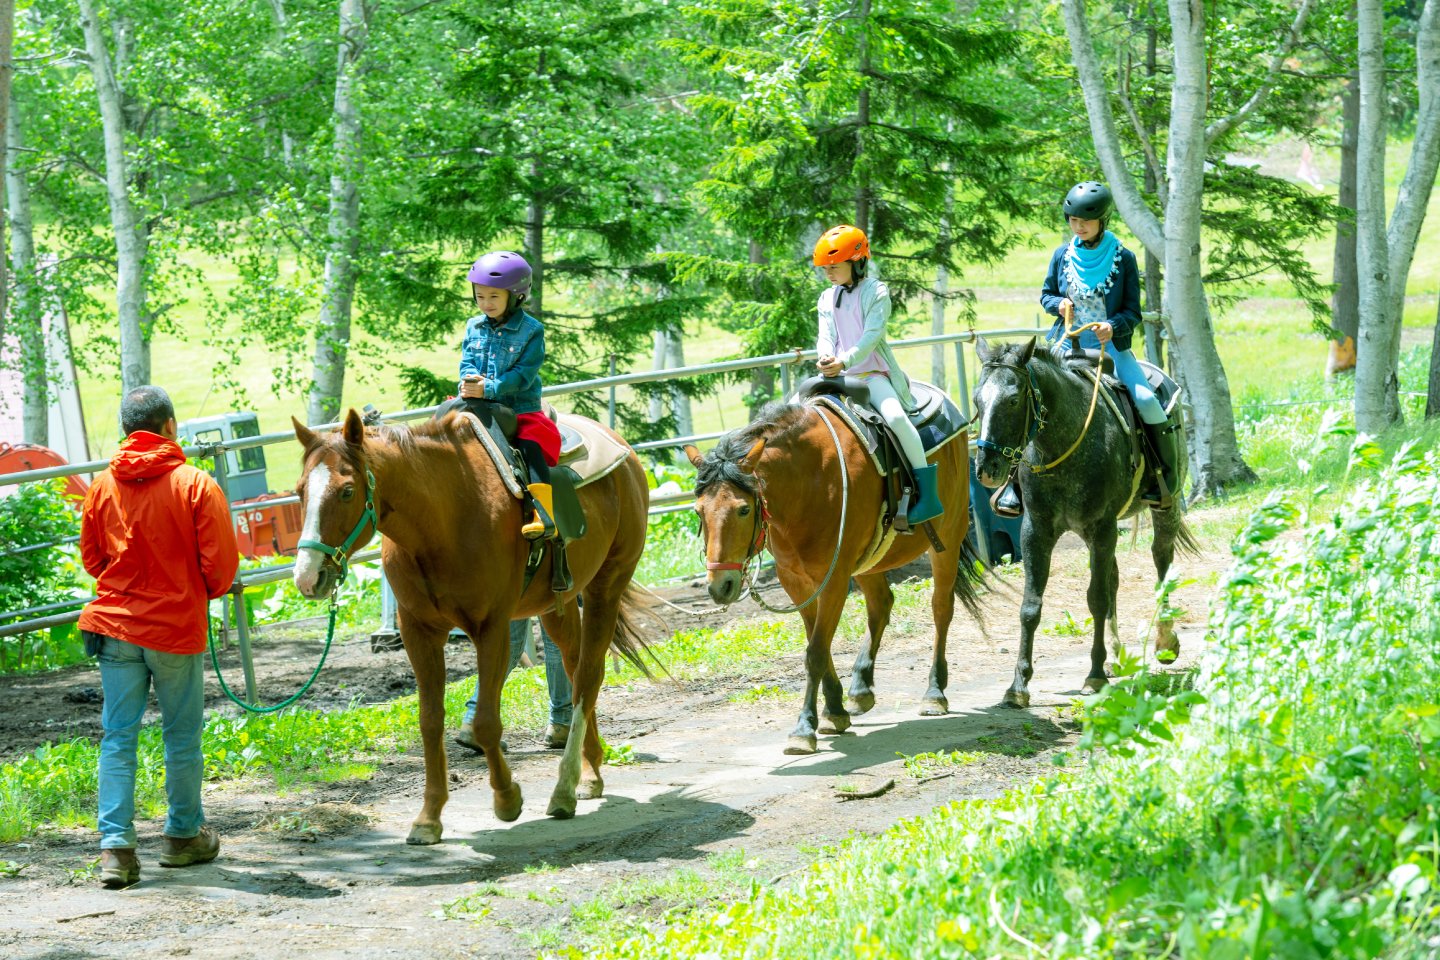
[1039,182,1181,505]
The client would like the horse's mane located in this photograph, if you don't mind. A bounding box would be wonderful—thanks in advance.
[995,340,1096,388]
[313,413,475,471]
[694,401,813,497]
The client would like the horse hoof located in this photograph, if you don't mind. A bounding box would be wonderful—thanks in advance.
[783,735,818,755]
[546,794,577,820]
[493,783,524,823]
[579,777,604,800]
[1155,627,1180,662]
[1002,689,1030,710]
[406,822,443,845]
[1082,677,1108,695]
[846,693,876,716]
[919,697,949,716]
[818,713,851,735]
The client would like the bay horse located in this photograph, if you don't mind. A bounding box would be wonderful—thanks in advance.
[971,337,1199,707]
[687,399,984,755]
[291,409,655,845]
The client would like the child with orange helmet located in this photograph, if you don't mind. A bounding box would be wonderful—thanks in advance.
[813,225,942,524]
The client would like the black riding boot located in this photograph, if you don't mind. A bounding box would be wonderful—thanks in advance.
[991,472,1023,518]
[1140,421,1184,507]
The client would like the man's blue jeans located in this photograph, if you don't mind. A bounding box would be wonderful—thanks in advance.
[96,636,206,849]
[463,619,573,728]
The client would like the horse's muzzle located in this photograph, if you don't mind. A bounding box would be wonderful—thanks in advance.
[708,571,743,605]
[293,550,338,600]
[975,459,1007,489]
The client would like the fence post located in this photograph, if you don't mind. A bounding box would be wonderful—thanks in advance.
[608,355,617,428]
[371,574,401,652]
[954,340,971,422]
[210,446,233,647]
[780,361,792,398]
[211,448,259,703]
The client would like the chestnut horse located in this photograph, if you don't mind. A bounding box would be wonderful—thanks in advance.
[687,401,984,755]
[291,409,655,845]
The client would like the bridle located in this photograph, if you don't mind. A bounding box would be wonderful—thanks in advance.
[974,325,1106,476]
[703,488,769,573]
[974,360,1047,469]
[297,466,378,589]
[695,406,850,614]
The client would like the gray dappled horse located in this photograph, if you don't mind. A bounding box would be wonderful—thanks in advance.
[971,337,1199,707]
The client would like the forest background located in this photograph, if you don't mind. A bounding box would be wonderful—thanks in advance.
[0,0,1436,501]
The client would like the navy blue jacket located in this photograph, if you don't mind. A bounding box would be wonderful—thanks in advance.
[1039,244,1142,352]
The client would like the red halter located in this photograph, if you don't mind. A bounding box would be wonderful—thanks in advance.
[705,490,770,572]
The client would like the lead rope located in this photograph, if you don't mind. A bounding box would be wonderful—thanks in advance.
[1030,319,1107,474]
[207,599,339,714]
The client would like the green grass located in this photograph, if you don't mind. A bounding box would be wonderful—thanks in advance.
[898,748,984,779]
[728,684,788,704]
[567,437,1440,960]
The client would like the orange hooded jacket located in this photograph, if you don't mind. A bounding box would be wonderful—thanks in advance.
[79,431,240,655]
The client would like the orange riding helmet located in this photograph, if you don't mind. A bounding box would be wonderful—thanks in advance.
[813,225,870,266]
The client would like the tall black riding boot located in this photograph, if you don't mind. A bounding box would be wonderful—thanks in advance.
[1140,420,1184,507]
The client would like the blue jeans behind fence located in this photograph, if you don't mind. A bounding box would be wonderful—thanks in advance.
[463,619,573,728]
[97,636,206,849]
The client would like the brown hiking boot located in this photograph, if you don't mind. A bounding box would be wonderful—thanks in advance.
[544,723,570,749]
[159,826,220,868]
[452,727,507,754]
[99,848,140,888]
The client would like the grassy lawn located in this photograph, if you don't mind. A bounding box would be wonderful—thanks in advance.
[65,139,1438,466]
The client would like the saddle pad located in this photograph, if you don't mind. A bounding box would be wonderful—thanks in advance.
[554,414,632,489]
[1137,359,1182,417]
[809,389,967,478]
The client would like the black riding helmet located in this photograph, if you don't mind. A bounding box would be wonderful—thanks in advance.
[1063,181,1114,220]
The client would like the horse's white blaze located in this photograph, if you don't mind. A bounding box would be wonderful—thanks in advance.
[977,377,1006,455]
[292,463,332,596]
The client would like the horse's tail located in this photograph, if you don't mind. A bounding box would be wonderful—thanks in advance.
[953,539,991,634]
[1173,513,1203,559]
[611,583,672,680]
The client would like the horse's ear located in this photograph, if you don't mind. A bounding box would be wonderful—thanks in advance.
[1018,337,1037,364]
[975,336,993,362]
[739,438,766,474]
[342,409,365,447]
[292,416,318,450]
[683,444,704,469]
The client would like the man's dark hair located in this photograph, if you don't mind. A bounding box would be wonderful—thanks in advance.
[120,386,176,436]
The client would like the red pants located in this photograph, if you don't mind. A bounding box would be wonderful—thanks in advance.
[515,411,561,467]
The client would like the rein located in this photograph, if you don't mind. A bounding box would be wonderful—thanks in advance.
[976,323,1106,475]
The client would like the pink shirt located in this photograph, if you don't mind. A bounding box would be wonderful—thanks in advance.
[830,286,890,377]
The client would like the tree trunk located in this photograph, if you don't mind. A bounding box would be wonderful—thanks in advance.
[306,0,369,425]
[1354,0,1397,433]
[6,88,43,445]
[0,0,13,334]
[525,192,544,318]
[667,332,692,435]
[1329,66,1360,373]
[1427,295,1440,419]
[854,0,873,232]
[746,240,775,416]
[79,0,150,392]
[649,329,668,424]
[1142,14,1165,369]
[1384,0,1439,333]
[1163,0,1254,495]
[266,0,297,167]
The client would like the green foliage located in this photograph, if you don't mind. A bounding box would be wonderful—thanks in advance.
[0,480,85,673]
[576,438,1440,959]
[898,748,982,778]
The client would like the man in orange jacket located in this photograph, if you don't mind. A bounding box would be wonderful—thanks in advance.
[79,386,239,889]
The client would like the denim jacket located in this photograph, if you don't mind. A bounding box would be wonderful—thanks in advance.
[458,308,545,414]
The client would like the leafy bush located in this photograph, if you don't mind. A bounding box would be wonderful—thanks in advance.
[0,480,85,673]
[576,438,1440,959]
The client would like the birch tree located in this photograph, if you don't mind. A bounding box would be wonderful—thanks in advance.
[77,0,149,391]
[1062,0,1317,495]
[1355,0,1440,432]
[6,87,44,444]
[306,0,370,425]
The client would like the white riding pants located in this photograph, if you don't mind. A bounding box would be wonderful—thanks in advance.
[862,374,928,469]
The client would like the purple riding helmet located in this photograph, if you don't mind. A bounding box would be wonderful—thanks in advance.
[468,251,532,304]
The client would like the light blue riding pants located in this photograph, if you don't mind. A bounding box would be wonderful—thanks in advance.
[1061,333,1168,426]
[859,373,928,468]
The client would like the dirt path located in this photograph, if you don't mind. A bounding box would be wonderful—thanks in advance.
[0,521,1233,959]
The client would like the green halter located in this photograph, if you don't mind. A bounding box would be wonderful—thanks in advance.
[296,467,377,588]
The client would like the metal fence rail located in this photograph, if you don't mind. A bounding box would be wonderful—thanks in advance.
[0,324,1048,686]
